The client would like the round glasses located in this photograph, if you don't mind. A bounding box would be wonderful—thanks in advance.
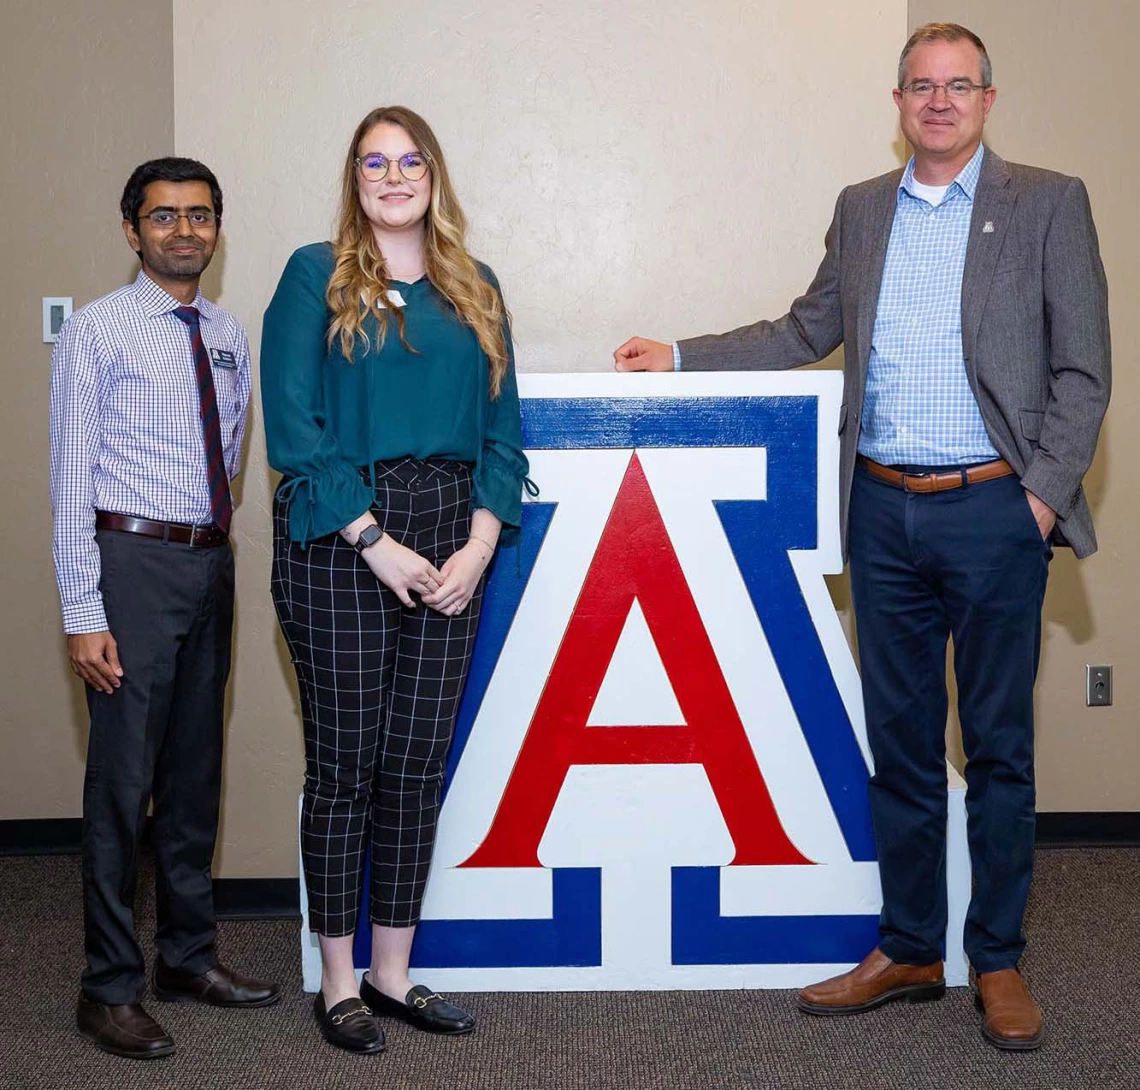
[355,151,430,183]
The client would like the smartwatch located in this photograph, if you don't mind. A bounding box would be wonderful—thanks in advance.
[352,523,384,554]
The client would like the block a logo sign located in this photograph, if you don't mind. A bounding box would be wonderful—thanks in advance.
[299,372,970,990]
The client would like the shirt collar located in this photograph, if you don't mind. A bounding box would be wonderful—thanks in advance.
[899,142,986,203]
[132,269,214,320]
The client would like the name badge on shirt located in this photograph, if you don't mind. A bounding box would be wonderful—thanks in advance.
[362,289,408,310]
[210,348,238,370]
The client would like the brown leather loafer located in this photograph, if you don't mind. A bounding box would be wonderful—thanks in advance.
[975,969,1044,1051]
[76,994,176,1060]
[153,960,281,1008]
[797,947,945,1015]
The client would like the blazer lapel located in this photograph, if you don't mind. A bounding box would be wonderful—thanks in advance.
[855,174,901,377]
[961,148,1014,362]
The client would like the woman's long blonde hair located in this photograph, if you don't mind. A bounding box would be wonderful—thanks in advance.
[326,106,509,397]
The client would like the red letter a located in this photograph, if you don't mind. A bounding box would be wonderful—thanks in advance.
[462,453,811,868]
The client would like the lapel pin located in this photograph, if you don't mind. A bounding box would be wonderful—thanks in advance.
[982,220,995,233]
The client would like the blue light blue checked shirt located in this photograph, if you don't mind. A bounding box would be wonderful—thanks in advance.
[857,143,998,466]
[673,144,999,465]
[49,271,251,634]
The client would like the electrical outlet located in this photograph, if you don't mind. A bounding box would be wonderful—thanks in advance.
[1086,665,1112,707]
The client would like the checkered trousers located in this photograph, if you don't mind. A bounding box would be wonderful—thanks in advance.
[271,458,483,933]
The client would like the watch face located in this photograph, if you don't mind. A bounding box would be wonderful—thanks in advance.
[356,525,382,552]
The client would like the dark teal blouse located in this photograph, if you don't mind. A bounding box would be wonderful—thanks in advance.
[261,242,528,544]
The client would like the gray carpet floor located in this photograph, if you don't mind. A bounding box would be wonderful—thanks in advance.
[1,849,1137,1090]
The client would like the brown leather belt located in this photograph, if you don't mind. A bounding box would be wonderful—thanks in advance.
[95,510,229,548]
[857,455,1014,493]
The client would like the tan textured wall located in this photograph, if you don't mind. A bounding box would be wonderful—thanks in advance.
[6,0,1131,880]
[172,0,904,875]
[905,4,1140,809]
[0,3,174,816]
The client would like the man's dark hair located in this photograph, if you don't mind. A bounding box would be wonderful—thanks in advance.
[120,157,224,225]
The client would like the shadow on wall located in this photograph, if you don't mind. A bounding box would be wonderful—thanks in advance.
[198,231,226,308]
[215,545,306,865]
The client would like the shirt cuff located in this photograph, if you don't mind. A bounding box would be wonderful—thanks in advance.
[672,342,682,371]
[473,449,530,530]
[279,464,376,545]
[62,598,109,636]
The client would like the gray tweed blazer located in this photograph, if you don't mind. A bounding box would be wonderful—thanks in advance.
[678,148,1111,559]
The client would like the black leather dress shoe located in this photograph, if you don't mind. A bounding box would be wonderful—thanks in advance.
[153,960,281,1008]
[314,993,386,1053]
[360,976,476,1035]
[76,994,176,1060]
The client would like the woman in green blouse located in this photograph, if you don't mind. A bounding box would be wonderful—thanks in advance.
[261,106,528,1054]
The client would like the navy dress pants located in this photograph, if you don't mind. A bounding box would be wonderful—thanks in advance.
[848,463,1051,973]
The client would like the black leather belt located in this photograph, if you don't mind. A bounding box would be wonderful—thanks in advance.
[95,510,229,548]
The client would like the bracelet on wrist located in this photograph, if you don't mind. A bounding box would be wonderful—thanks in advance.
[469,533,497,553]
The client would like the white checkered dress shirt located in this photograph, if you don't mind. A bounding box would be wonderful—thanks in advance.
[49,271,251,634]
[857,143,999,467]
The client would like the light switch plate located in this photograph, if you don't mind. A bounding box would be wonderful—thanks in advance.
[43,297,73,343]
[1086,664,1112,707]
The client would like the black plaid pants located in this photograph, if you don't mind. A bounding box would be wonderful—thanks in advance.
[272,458,483,934]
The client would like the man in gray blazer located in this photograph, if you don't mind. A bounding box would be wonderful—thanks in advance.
[615,22,1109,1051]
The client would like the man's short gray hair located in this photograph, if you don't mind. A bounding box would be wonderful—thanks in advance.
[898,22,992,88]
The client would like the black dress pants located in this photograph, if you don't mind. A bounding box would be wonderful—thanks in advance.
[80,528,234,1004]
[272,458,483,936]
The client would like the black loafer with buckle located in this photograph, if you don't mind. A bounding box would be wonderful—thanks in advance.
[360,977,475,1035]
[314,993,386,1053]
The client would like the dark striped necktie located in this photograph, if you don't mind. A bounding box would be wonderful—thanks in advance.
[173,305,233,532]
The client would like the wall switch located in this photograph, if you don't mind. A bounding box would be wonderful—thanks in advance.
[43,297,73,343]
[1086,664,1112,707]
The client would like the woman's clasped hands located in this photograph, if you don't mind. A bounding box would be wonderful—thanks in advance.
[421,538,493,616]
[360,532,490,616]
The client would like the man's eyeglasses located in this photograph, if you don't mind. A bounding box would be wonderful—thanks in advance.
[901,80,989,99]
[355,151,430,183]
[138,209,218,229]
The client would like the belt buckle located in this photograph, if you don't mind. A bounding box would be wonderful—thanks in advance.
[902,471,928,493]
[188,523,204,547]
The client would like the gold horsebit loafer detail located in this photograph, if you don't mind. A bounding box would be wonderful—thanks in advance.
[360,976,476,1035]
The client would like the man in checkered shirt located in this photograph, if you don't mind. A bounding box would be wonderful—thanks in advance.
[615,23,1110,1051]
[49,157,279,1060]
